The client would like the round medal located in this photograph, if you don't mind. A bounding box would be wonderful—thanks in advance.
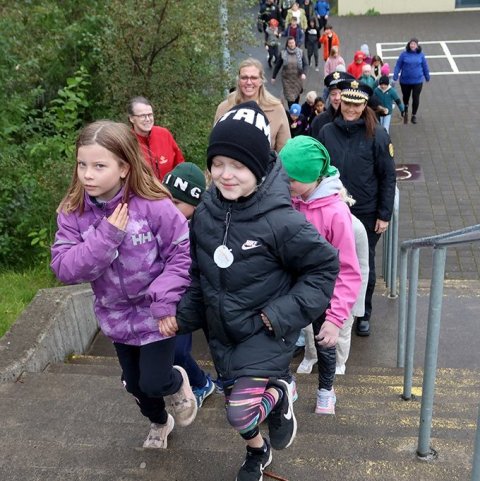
[213,245,234,268]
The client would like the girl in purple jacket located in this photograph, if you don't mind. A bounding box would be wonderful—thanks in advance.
[280,135,362,416]
[51,120,197,449]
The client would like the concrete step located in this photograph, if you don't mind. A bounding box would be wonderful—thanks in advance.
[0,368,476,480]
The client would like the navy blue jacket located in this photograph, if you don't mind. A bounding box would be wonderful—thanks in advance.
[318,117,396,221]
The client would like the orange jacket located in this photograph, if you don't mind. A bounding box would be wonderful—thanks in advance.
[319,31,340,61]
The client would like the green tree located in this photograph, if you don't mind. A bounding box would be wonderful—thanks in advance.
[0,0,256,267]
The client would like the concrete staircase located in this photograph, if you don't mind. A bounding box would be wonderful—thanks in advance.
[0,332,477,481]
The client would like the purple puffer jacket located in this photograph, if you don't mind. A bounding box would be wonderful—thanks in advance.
[51,188,191,346]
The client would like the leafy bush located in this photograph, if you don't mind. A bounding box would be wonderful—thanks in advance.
[0,0,252,268]
[0,68,90,267]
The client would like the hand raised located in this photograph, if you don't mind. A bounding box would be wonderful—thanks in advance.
[107,203,129,231]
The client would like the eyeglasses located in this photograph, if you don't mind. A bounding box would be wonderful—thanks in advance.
[239,75,261,83]
[131,113,154,120]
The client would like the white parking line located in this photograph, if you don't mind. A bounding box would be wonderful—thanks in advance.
[440,41,459,73]
[376,40,480,75]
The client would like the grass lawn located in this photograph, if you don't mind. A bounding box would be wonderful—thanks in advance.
[0,266,60,338]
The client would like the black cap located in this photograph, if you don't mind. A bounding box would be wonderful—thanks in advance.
[379,75,390,85]
[324,71,355,91]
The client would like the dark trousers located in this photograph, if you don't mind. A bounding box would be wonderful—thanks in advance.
[400,83,423,115]
[114,338,181,424]
[267,45,279,66]
[318,15,327,31]
[306,42,319,67]
[174,333,207,389]
[354,213,381,321]
[312,313,336,391]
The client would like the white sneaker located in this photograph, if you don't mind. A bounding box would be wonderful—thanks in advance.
[167,365,198,427]
[143,414,174,449]
[335,364,346,375]
[315,388,336,415]
[296,358,317,374]
[287,376,298,403]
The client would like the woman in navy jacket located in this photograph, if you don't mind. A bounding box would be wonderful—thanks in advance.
[393,38,430,124]
[318,80,396,338]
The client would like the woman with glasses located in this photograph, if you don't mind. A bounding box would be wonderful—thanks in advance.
[128,96,184,180]
[214,58,290,153]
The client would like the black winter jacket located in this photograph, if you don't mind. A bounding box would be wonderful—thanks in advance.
[176,158,339,379]
[310,105,336,139]
[318,117,396,221]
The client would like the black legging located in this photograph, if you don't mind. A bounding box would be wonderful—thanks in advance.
[312,312,336,391]
[400,83,423,115]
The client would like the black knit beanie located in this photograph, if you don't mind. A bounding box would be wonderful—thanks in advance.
[207,101,271,181]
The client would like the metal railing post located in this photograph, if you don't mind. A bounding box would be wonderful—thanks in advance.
[383,187,399,293]
[397,246,409,368]
[471,403,480,480]
[389,187,400,298]
[417,246,447,458]
[403,247,419,400]
[383,225,390,284]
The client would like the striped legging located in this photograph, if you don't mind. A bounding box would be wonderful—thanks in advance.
[223,376,278,440]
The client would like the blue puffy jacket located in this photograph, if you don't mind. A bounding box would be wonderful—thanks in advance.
[393,45,430,85]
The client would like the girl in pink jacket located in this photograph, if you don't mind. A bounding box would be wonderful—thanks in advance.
[280,135,361,415]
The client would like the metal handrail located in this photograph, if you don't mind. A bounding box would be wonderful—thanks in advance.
[382,186,400,298]
[396,224,480,476]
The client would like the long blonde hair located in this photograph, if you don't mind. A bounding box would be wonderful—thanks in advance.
[226,58,282,109]
[58,120,171,214]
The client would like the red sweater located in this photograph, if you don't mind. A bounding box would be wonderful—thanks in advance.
[135,126,184,180]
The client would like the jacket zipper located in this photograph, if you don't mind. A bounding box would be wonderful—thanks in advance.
[145,136,160,178]
[218,207,232,376]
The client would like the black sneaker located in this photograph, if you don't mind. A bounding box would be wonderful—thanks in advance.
[267,379,297,450]
[236,438,272,481]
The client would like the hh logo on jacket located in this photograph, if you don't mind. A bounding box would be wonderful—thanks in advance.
[131,231,153,246]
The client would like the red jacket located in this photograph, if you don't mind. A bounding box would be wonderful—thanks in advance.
[135,126,184,180]
[347,51,366,79]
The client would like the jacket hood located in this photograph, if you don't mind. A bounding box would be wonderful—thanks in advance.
[202,153,292,221]
[405,42,422,53]
[292,173,343,210]
[307,173,343,201]
[354,51,365,62]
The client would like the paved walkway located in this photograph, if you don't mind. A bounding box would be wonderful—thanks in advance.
[243,10,480,279]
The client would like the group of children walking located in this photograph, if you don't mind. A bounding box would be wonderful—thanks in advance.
[50,90,372,479]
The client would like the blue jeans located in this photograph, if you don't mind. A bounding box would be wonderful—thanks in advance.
[174,334,207,389]
[380,114,391,133]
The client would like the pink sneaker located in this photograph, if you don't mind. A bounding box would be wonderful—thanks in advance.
[315,388,336,415]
